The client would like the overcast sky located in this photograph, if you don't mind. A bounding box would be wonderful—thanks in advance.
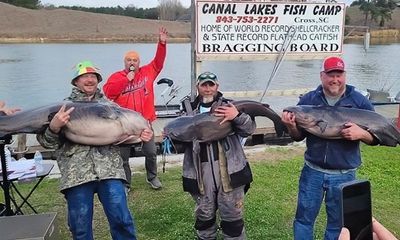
[40,0,192,8]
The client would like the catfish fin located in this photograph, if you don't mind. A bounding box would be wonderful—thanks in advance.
[317,120,328,133]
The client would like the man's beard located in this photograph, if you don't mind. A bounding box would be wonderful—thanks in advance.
[325,85,345,97]
[201,96,214,104]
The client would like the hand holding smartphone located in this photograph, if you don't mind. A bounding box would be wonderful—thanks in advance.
[339,180,373,240]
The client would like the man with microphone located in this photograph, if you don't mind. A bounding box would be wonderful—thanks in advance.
[103,27,167,191]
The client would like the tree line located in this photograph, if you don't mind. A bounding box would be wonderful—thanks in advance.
[351,0,398,27]
[1,0,40,9]
[0,0,190,21]
[2,0,398,27]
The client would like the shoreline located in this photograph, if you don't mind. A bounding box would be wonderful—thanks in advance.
[1,29,398,44]
[1,36,398,44]
[0,37,191,44]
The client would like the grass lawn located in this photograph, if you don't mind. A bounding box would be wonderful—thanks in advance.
[1,144,399,239]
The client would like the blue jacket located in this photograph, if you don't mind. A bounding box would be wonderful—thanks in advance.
[298,85,374,170]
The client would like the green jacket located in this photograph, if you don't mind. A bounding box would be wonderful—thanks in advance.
[37,87,126,192]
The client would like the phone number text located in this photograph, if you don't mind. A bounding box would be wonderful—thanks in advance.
[216,16,279,24]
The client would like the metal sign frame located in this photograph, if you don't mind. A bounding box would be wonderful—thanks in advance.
[190,0,346,99]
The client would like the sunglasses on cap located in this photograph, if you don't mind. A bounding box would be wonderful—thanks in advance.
[199,81,216,87]
[197,72,217,81]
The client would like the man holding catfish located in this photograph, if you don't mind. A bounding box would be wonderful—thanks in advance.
[172,71,256,239]
[282,56,379,240]
[37,61,152,239]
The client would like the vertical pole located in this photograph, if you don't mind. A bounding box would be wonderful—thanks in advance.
[190,0,200,101]
[397,104,400,129]
[17,134,27,159]
[0,136,13,216]
[364,29,370,52]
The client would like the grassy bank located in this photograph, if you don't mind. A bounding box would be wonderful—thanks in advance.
[1,145,399,239]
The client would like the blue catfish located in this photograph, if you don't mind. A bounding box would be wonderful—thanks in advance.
[0,101,149,146]
[164,100,287,142]
[284,105,400,147]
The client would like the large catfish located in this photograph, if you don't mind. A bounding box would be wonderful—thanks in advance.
[283,105,400,147]
[164,100,287,142]
[0,101,149,146]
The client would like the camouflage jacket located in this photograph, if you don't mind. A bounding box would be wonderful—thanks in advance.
[37,87,126,192]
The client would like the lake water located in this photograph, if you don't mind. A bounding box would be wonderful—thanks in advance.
[1,42,400,111]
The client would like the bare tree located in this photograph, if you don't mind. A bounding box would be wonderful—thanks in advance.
[158,0,186,20]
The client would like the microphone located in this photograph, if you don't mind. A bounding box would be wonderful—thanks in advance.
[129,65,135,72]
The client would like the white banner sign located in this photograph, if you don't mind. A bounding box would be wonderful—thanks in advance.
[196,1,345,60]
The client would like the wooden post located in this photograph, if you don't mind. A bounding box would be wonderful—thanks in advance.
[17,134,27,159]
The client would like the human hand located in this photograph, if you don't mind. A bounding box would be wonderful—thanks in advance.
[213,103,239,125]
[49,104,75,134]
[339,218,398,240]
[338,227,350,240]
[0,100,21,115]
[127,71,135,81]
[281,111,304,140]
[140,128,153,142]
[372,218,398,240]
[341,122,371,141]
[161,130,167,139]
[159,27,168,44]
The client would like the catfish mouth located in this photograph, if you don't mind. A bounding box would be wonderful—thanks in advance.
[283,106,299,115]
[284,108,316,128]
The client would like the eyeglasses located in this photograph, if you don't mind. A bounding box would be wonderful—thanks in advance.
[197,72,217,81]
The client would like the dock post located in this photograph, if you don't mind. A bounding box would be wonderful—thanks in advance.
[17,134,27,159]
[397,104,400,129]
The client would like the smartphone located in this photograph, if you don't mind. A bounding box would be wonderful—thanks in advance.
[339,180,373,240]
